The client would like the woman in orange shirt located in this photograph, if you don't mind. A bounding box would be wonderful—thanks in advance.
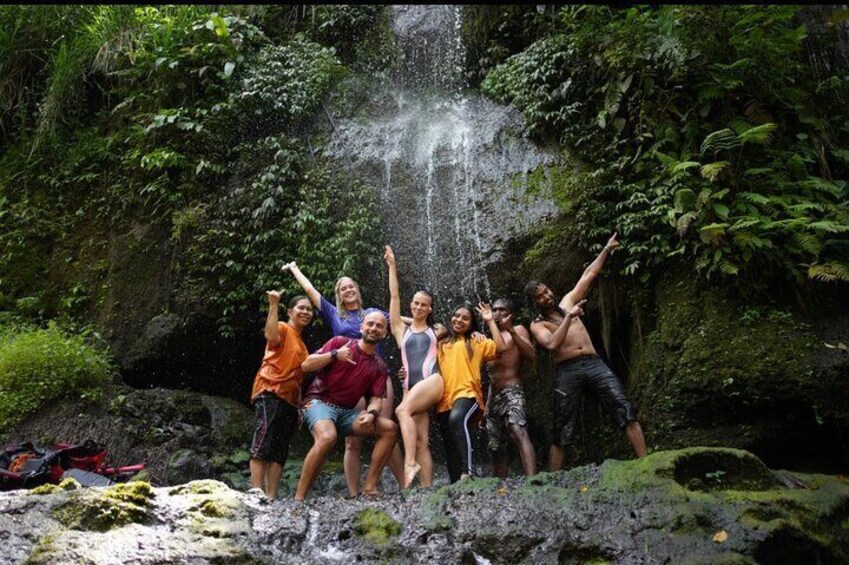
[397,302,506,485]
[248,291,313,500]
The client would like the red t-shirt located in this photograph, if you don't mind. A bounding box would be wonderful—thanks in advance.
[303,336,388,408]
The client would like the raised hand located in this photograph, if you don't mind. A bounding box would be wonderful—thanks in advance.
[477,302,494,322]
[569,299,587,318]
[337,343,357,365]
[605,232,620,253]
[282,261,296,272]
[266,290,281,305]
[384,245,396,266]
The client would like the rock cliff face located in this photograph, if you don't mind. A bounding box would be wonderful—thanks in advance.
[627,271,849,472]
[2,448,847,564]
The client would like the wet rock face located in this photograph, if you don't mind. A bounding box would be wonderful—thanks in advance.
[2,448,848,564]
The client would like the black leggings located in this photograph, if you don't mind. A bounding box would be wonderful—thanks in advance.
[436,397,478,483]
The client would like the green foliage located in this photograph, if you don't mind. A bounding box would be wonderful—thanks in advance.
[481,5,849,288]
[0,323,113,430]
[307,6,386,65]
[234,39,343,122]
[0,6,370,339]
[461,5,560,87]
[183,136,382,335]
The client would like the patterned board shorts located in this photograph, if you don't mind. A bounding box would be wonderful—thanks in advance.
[486,383,528,452]
[250,392,298,464]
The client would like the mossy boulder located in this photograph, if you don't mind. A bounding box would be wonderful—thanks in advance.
[630,271,847,469]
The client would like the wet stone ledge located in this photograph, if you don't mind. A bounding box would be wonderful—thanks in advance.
[1,447,848,564]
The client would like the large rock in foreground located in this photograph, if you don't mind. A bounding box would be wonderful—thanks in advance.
[2,448,847,564]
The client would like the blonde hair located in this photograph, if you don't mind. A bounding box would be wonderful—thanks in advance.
[334,277,363,319]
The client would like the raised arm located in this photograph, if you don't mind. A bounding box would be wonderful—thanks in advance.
[384,246,406,345]
[264,290,282,347]
[478,303,506,353]
[284,261,323,311]
[529,300,586,351]
[562,233,619,308]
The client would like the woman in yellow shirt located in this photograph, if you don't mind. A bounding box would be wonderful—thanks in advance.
[396,302,506,485]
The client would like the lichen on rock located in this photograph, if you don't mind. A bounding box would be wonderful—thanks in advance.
[52,481,154,531]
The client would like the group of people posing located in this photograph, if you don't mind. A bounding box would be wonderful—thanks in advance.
[248,233,647,501]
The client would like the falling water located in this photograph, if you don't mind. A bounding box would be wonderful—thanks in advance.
[322,5,560,312]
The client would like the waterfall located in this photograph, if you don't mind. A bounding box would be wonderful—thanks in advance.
[322,5,560,313]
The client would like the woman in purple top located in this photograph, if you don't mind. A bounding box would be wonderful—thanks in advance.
[285,261,406,496]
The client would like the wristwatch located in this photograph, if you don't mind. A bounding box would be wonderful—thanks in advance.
[368,409,379,419]
[330,349,338,359]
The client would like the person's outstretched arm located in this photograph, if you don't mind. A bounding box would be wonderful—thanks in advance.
[478,303,507,353]
[562,232,619,309]
[264,290,282,347]
[284,261,323,311]
[384,246,406,346]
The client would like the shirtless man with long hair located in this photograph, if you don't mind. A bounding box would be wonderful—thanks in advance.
[526,233,646,471]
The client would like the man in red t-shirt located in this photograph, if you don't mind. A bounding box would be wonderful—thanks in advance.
[294,312,398,500]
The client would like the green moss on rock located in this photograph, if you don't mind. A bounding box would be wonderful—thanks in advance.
[169,479,230,496]
[22,533,58,565]
[598,447,780,493]
[29,483,60,495]
[54,481,154,531]
[192,498,232,519]
[631,271,820,452]
[354,507,401,547]
[29,477,82,495]
[58,477,82,490]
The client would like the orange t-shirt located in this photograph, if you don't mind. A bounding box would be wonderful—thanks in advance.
[250,322,309,407]
[436,336,498,413]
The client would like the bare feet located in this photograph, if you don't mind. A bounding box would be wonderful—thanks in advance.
[361,488,380,497]
[404,463,421,488]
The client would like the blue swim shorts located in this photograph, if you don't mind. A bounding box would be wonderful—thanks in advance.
[302,398,361,436]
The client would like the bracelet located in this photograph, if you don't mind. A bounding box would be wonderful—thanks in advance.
[367,409,379,419]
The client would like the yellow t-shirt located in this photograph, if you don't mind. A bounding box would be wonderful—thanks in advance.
[436,337,498,413]
[250,322,308,407]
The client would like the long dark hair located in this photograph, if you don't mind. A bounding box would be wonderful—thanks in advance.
[439,303,478,361]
